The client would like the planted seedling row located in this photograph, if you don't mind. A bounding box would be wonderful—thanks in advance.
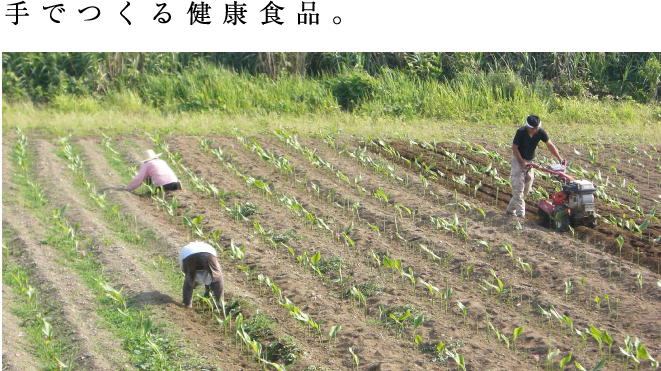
[217,134,628,369]
[262,131,660,370]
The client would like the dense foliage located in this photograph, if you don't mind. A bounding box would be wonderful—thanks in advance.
[3,52,660,116]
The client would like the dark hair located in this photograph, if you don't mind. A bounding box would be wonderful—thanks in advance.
[526,114,540,128]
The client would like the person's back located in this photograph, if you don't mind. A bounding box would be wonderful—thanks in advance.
[126,149,179,191]
[179,241,224,308]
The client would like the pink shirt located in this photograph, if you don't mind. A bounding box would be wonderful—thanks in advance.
[127,159,178,191]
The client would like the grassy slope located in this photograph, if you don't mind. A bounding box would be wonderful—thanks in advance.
[3,103,660,145]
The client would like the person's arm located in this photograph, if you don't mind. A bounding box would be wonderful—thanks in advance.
[126,163,149,191]
[512,143,529,168]
[545,140,564,163]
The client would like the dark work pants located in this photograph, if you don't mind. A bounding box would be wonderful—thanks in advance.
[182,252,224,308]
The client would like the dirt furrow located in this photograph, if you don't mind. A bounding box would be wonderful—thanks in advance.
[388,140,661,269]
[3,209,128,371]
[98,135,414,370]
[136,135,448,371]
[259,136,661,351]
[166,137,656,371]
[34,138,250,371]
[2,284,46,371]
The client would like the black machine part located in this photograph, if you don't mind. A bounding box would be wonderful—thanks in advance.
[552,205,571,233]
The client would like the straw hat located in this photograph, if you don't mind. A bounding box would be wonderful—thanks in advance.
[139,149,162,163]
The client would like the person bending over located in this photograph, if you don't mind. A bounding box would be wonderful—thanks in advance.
[126,149,181,192]
[179,241,224,309]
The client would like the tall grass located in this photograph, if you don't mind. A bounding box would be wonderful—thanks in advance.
[125,63,337,114]
[3,53,660,142]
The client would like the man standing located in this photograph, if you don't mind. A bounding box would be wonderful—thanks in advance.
[179,241,225,308]
[506,115,564,218]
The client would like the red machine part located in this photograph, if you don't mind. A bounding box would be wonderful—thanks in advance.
[552,191,568,205]
[528,163,575,183]
[539,199,555,214]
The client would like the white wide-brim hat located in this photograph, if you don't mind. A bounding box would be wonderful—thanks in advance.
[140,149,162,163]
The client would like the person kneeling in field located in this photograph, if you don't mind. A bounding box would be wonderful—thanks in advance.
[126,149,182,192]
[179,241,225,308]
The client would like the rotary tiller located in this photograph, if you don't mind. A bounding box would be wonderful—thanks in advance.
[529,163,598,232]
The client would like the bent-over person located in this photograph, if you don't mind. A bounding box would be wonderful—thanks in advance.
[126,149,181,192]
[179,241,224,308]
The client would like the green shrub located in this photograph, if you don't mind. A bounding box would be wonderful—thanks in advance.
[329,68,375,111]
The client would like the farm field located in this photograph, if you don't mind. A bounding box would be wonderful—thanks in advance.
[3,128,661,371]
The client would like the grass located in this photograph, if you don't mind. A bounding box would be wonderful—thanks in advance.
[4,102,660,145]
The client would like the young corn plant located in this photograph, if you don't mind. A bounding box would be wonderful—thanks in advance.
[456,301,468,325]
[349,347,359,371]
[482,270,508,301]
[589,325,604,357]
[389,309,410,339]
[546,349,560,371]
[477,240,493,261]
[512,327,524,353]
[412,314,424,341]
[501,243,515,268]
[559,352,573,371]
[575,358,606,371]
[328,324,341,354]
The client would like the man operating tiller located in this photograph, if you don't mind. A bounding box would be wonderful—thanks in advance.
[506,114,565,218]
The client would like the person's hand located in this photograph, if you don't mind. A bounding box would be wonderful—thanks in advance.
[560,158,567,166]
[519,159,530,169]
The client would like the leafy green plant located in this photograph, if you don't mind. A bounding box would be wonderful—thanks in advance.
[559,352,573,371]
[327,324,342,354]
[456,301,467,325]
[512,326,524,353]
[349,347,360,370]
[575,358,606,371]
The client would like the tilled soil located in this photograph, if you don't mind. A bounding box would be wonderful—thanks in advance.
[3,133,661,371]
[387,140,661,271]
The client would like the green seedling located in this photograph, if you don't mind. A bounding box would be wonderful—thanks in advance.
[565,279,572,301]
[501,243,515,267]
[349,347,359,370]
[575,358,606,371]
[482,270,508,301]
[456,301,467,325]
[546,349,560,371]
[389,309,410,339]
[419,278,439,305]
[601,330,613,358]
[559,352,573,371]
[237,265,258,284]
[512,326,524,353]
[328,324,341,353]
[589,325,603,356]
[98,280,127,312]
[477,240,492,260]
[412,314,424,339]
[465,263,476,283]
[561,315,573,336]
[447,349,466,371]
[40,317,53,342]
[516,257,532,279]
